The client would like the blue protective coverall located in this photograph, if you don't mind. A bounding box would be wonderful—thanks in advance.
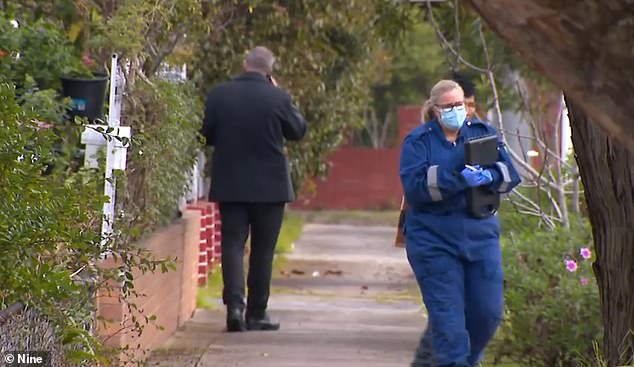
[400,118,520,367]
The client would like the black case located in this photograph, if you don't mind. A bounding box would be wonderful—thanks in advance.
[464,134,500,218]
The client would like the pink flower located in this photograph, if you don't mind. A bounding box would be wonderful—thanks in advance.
[565,259,578,272]
[34,120,53,130]
[580,277,589,286]
[82,54,94,67]
[580,247,592,260]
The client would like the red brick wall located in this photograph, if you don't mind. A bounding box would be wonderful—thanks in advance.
[97,209,200,363]
[398,105,422,143]
[293,148,402,210]
[292,105,421,210]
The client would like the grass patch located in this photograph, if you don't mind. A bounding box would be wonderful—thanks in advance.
[292,209,400,226]
[196,266,223,309]
[373,287,422,304]
[275,212,305,255]
[196,212,305,309]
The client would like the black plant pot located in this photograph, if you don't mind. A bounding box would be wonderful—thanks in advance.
[60,72,109,121]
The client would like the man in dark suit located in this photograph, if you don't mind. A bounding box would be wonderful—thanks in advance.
[200,46,307,332]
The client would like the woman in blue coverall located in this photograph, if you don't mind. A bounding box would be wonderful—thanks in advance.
[400,79,520,367]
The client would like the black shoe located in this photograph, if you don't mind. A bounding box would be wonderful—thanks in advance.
[246,313,280,331]
[226,308,246,332]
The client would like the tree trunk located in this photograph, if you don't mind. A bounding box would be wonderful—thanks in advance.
[465,0,634,153]
[567,98,634,366]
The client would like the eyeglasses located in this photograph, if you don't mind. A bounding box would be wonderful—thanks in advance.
[435,101,465,112]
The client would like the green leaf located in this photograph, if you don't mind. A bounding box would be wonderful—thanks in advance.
[68,21,84,42]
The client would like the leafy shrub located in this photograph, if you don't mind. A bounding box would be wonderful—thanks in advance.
[119,78,203,236]
[1,7,203,366]
[0,14,89,175]
[0,78,176,365]
[492,215,602,367]
[0,16,86,90]
[0,81,104,362]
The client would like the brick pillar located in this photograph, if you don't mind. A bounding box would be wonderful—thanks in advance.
[204,202,213,265]
[186,202,209,286]
[210,202,222,264]
[179,209,201,325]
[96,257,125,361]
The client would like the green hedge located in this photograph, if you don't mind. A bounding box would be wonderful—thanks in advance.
[118,78,203,237]
[0,12,204,363]
[0,81,105,362]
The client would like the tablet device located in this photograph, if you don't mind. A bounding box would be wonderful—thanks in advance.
[464,134,500,218]
[464,134,498,166]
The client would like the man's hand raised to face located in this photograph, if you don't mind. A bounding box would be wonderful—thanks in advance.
[267,75,278,87]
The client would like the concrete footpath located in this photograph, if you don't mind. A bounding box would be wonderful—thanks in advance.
[146,223,426,367]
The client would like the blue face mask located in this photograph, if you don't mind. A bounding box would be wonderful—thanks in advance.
[439,104,467,130]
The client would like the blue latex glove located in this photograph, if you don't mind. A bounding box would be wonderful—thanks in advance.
[461,166,493,187]
[480,169,493,184]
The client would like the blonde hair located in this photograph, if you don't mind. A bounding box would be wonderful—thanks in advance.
[420,79,463,123]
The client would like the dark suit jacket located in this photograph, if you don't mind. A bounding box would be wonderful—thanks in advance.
[200,72,307,203]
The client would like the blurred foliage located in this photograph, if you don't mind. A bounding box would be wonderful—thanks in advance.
[350,1,556,148]
[192,0,413,191]
[0,15,86,90]
[118,79,203,235]
[1,0,208,74]
[353,14,447,148]
[492,209,601,366]
[0,82,173,365]
[0,65,184,366]
[0,4,200,364]
[425,1,554,115]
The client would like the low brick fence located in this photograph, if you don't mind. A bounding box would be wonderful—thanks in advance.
[97,205,213,362]
[186,201,222,286]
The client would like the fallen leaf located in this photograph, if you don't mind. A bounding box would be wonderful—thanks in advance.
[324,269,343,276]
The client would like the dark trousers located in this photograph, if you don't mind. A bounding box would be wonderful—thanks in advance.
[219,202,285,318]
[412,327,435,367]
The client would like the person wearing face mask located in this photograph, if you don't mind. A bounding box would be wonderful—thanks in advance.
[410,71,482,367]
[400,79,520,367]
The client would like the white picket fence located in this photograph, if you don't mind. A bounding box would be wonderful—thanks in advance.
[179,151,208,212]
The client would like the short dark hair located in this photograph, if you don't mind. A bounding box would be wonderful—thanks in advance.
[451,70,476,98]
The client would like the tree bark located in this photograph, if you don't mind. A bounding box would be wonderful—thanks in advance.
[465,0,634,153]
[567,98,634,366]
